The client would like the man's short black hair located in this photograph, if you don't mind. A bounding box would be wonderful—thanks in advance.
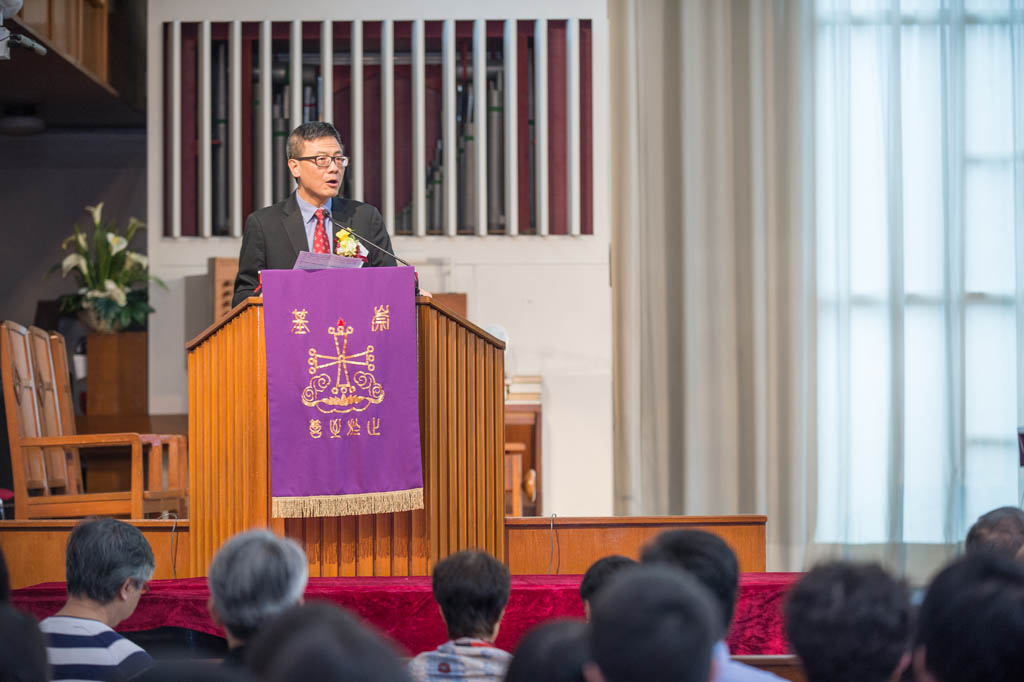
[0,605,49,682]
[287,121,344,159]
[590,565,721,682]
[431,550,510,640]
[640,529,738,637]
[579,555,637,604]
[785,561,910,682]
[502,620,589,682]
[916,552,1024,682]
[965,506,1024,557]
[66,517,155,604]
[245,602,408,682]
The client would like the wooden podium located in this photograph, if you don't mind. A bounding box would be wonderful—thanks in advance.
[185,296,506,577]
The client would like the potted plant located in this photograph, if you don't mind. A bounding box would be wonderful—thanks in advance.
[51,203,163,333]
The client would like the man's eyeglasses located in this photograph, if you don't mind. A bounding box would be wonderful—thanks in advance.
[294,155,349,169]
[133,579,150,595]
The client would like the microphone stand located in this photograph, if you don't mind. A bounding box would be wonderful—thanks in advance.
[325,213,420,294]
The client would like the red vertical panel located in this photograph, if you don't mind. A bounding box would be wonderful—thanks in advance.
[363,65,382,212]
[394,63,412,224]
[164,23,172,236]
[547,21,567,235]
[580,21,593,235]
[181,23,198,237]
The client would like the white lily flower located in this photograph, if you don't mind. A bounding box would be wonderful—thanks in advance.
[106,233,128,255]
[85,289,106,299]
[77,232,87,250]
[104,279,127,307]
[125,251,148,269]
[61,253,88,277]
[85,203,104,225]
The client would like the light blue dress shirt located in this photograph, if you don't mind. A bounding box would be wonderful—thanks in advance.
[295,192,332,252]
[713,641,786,682]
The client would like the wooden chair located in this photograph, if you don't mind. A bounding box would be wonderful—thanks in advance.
[0,320,187,519]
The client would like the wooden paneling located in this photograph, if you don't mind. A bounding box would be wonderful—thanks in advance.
[186,296,505,576]
[16,0,110,84]
[504,516,767,574]
[0,519,190,589]
[86,332,148,416]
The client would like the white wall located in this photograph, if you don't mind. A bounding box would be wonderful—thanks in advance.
[145,0,614,516]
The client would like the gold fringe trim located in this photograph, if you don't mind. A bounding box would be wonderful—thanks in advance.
[272,487,423,518]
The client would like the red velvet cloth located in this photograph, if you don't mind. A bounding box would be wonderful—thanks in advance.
[11,573,798,656]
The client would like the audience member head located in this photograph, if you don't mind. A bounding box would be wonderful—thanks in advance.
[0,545,9,603]
[785,561,911,682]
[0,604,49,682]
[579,555,636,621]
[505,620,589,682]
[207,529,308,648]
[246,601,409,682]
[640,529,738,638]
[431,550,510,642]
[914,552,1024,682]
[964,506,1024,558]
[586,565,721,682]
[64,517,154,627]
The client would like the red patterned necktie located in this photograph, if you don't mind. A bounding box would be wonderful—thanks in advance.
[313,208,330,254]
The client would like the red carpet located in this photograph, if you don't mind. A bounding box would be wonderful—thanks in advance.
[12,573,798,655]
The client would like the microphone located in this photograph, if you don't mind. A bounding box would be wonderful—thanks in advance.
[325,212,421,294]
[325,212,413,268]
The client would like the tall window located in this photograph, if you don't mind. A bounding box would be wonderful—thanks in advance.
[816,0,1024,554]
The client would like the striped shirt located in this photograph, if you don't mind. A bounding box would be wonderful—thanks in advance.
[39,616,153,682]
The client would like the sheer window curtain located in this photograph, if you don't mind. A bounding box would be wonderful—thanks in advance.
[815,0,1024,578]
[610,0,816,571]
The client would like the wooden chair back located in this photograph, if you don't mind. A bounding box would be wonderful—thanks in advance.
[44,329,83,493]
[1,319,187,519]
[1,321,46,500]
[27,326,74,492]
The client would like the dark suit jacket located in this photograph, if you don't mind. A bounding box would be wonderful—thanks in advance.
[232,193,397,307]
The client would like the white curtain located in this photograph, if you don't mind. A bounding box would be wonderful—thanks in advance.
[611,0,1024,578]
[814,0,1024,579]
[610,0,816,571]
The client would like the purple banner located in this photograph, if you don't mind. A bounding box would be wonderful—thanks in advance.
[262,267,422,517]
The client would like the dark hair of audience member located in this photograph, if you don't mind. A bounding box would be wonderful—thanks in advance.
[588,565,721,682]
[431,550,510,640]
[245,601,409,682]
[640,529,738,638]
[964,506,1024,557]
[136,662,253,682]
[0,604,50,682]
[579,555,637,605]
[915,552,1024,682]
[0,545,9,603]
[785,561,911,682]
[504,620,589,682]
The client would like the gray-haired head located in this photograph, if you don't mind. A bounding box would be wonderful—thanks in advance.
[66,517,155,604]
[287,121,344,160]
[208,529,308,641]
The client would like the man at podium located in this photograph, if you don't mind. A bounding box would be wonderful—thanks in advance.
[232,121,398,307]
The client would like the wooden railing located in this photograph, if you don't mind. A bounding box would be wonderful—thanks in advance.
[186,296,505,576]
